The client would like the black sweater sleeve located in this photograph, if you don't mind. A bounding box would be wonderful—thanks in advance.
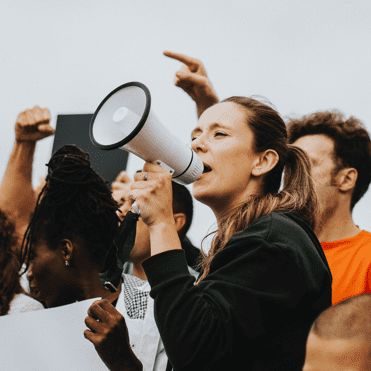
[143,232,308,370]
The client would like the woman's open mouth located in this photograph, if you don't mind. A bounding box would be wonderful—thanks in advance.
[202,163,212,174]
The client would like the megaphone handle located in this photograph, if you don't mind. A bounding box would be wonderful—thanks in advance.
[154,160,175,175]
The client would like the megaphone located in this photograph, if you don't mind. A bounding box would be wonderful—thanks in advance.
[89,81,203,184]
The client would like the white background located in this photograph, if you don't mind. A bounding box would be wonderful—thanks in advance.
[0,0,370,247]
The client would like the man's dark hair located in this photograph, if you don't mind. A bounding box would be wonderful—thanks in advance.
[21,145,119,270]
[171,182,193,238]
[287,111,371,209]
[311,294,371,342]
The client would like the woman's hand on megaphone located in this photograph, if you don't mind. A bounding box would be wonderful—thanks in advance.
[131,161,182,256]
[131,162,174,227]
[163,50,219,117]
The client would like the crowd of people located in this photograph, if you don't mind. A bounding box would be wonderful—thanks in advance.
[0,51,370,370]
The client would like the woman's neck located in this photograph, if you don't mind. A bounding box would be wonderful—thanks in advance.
[211,185,261,225]
[77,269,114,301]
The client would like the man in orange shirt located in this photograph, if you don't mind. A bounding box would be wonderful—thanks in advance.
[287,112,371,304]
[163,50,371,304]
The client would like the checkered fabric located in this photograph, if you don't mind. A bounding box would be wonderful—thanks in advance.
[123,274,150,320]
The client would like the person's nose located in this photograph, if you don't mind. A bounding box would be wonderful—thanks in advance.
[191,135,207,153]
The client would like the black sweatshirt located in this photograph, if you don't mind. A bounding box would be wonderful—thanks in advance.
[143,212,332,371]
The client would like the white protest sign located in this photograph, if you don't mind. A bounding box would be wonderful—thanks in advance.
[0,298,107,371]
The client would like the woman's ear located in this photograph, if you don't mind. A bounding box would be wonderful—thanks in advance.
[60,239,75,267]
[251,149,279,177]
[173,212,186,234]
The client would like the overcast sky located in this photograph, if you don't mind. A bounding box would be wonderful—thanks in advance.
[0,0,370,245]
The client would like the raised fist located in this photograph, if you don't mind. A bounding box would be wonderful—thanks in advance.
[15,106,54,142]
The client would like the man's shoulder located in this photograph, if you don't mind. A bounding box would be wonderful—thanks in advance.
[357,230,371,252]
[322,230,371,252]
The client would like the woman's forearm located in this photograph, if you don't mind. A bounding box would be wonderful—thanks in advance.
[149,222,182,256]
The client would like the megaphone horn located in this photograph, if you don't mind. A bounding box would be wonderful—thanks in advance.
[89,81,203,184]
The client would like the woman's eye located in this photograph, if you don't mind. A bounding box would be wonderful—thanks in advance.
[214,131,227,137]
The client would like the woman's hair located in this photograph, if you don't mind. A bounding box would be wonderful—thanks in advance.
[21,145,120,271]
[198,96,317,280]
[0,210,22,315]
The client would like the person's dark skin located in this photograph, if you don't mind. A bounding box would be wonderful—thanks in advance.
[84,299,143,371]
[27,237,142,370]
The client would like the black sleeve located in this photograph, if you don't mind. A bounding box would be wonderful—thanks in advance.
[142,236,303,370]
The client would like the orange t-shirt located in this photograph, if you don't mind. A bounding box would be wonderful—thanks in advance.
[321,230,371,305]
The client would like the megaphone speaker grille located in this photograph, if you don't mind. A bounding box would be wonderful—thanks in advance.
[90,82,151,150]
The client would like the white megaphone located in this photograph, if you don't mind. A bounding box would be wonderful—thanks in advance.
[89,81,203,184]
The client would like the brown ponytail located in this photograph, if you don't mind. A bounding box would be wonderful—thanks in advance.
[197,97,317,281]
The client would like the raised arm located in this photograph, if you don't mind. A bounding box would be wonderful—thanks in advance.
[164,50,219,117]
[0,106,54,240]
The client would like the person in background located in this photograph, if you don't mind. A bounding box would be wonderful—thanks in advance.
[84,172,199,371]
[303,294,371,371]
[165,51,371,305]
[0,209,43,315]
[0,106,54,252]
[20,145,142,371]
[287,112,371,304]
[112,171,201,275]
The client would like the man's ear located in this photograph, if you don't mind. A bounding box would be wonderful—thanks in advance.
[173,213,186,234]
[337,167,358,193]
[251,149,279,177]
[60,239,75,266]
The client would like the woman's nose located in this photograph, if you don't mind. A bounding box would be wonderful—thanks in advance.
[192,137,207,152]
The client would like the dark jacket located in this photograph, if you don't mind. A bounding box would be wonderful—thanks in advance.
[143,212,332,371]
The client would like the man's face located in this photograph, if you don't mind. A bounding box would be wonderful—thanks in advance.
[293,134,340,217]
[303,332,370,371]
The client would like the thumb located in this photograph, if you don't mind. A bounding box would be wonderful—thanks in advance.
[38,124,55,134]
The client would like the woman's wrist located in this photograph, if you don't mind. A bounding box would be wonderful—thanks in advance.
[149,222,182,256]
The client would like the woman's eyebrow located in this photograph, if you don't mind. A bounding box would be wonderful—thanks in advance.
[191,123,230,137]
[191,127,201,137]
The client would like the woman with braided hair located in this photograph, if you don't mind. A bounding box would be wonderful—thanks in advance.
[0,209,43,315]
[20,145,142,370]
[21,145,121,308]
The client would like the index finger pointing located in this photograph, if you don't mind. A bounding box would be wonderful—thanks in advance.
[163,50,199,68]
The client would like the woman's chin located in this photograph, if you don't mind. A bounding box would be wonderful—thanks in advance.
[192,186,215,206]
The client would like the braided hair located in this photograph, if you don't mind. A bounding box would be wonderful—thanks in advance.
[0,210,22,315]
[21,145,120,273]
